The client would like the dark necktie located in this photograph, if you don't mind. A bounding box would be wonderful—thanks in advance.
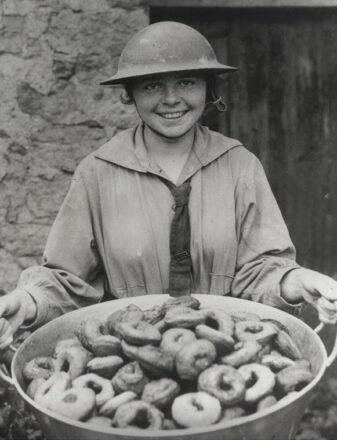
[161,179,192,297]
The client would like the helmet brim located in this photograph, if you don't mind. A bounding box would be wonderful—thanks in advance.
[100,63,238,86]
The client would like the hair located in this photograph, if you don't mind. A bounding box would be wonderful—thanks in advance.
[119,74,226,112]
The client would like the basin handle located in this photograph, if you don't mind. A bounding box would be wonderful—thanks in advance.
[314,323,337,367]
[0,344,17,386]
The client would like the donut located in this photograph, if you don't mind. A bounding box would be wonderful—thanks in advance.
[261,319,289,333]
[141,378,180,409]
[99,391,138,417]
[162,295,200,313]
[73,373,115,407]
[198,364,246,406]
[220,406,246,422]
[171,392,221,428]
[121,341,174,378]
[113,400,164,429]
[160,328,197,357]
[23,357,55,382]
[238,363,276,404]
[261,353,295,372]
[112,361,149,395]
[26,377,46,400]
[143,305,164,325]
[220,341,262,367]
[106,304,145,336]
[54,337,82,357]
[76,318,121,356]
[86,416,113,427]
[34,372,71,408]
[276,365,314,394]
[231,312,261,323]
[195,324,234,355]
[200,308,234,336]
[54,346,92,379]
[273,329,302,360]
[87,355,124,379]
[154,319,169,333]
[176,339,217,381]
[163,418,179,430]
[117,321,162,346]
[257,395,278,411]
[164,306,205,329]
[49,387,96,421]
[235,320,277,345]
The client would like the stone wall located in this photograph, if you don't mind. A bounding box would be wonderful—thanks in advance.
[0,0,148,294]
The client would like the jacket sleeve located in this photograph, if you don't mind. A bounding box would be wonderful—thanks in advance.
[15,167,104,328]
[231,149,302,313]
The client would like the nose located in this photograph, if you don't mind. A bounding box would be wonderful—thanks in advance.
[162,85,180,105]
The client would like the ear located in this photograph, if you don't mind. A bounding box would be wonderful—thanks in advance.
[120,88,134,105]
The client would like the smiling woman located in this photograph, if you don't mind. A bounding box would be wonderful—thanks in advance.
[1,21,337,352]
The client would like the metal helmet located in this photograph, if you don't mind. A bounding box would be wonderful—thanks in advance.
[100,21,237,86]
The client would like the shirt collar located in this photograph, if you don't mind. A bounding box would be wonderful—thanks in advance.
[94,123,242,183]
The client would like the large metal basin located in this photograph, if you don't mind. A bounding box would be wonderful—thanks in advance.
[1,295,336,440]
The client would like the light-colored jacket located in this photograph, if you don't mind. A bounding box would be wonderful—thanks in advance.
[16,123,300,328]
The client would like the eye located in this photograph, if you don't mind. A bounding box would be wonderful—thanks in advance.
[143,82,162,92]
[178,79,195,88]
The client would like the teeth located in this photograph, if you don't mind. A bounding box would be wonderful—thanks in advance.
[160,112,186,119]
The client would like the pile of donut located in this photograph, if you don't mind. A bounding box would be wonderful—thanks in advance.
[22,295,314,430]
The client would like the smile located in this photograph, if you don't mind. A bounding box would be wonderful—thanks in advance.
[158,111,188,119]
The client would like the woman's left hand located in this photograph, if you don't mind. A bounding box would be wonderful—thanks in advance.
[281,268,337,324]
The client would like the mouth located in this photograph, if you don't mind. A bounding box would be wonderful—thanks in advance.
[158,110,189,120]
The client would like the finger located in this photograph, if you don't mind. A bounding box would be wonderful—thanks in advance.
[317,296,337,312]
[315,282,337,302]
[317,305,337,325]
[0,334,13,351]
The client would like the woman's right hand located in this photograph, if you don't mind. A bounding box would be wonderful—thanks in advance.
[0,290,37,351]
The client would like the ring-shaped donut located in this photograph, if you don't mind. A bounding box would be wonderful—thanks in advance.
[54,338,82,357]
[235,320,277,345]
[49,387,96,421]
[117,321,162,346]
[238,363,276,404]
[171,392,221,428]
[220,406,246,422]
[23,356,55,382]
[220,341,262,367]
[54,346,92,379]
[99,391,138,417]
[198,364,246,406]
[176,339,217,381]
[276,365,314,394]
[143,305,164,325]
[121,341,174,378]
[87,355,124,379]
[257,395,278,411]
[164,306,205,329]
[86,416,113,427]
[160,328,196,357]
[273,330,302,360]
[141,378,180,410]
[106,304,144,336]
[73,373,115,407]
[34,372,71,408]
[26,377,46,400]
[113,400,164,430]
[162,295,200,313]
[112,361,149,395]
[200,308,234,336]
[231,312,261,323]
[195,325,234,355]
[261,352,295,372]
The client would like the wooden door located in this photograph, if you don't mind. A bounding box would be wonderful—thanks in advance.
[151,7,337,276]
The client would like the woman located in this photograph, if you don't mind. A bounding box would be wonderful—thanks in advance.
[0,21,336,350]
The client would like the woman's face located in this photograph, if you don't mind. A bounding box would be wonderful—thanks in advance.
[131,73,207,139]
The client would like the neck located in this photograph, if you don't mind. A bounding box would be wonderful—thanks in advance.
[143,124,195,160]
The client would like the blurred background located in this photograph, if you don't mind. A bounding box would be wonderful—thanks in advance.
[1,1,337,438]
